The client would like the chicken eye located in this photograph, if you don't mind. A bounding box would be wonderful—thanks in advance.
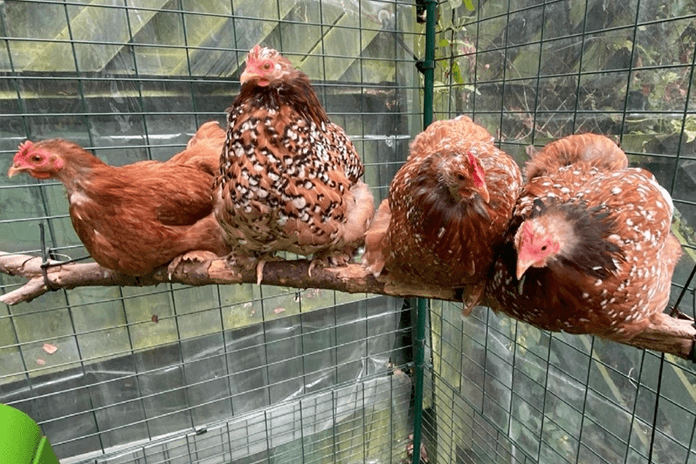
[456,173,466,181]
[31,155,42,163]
[541,245,547,251]
[262,62,272,71]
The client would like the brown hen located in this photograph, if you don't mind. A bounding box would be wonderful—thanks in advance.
[213,45,374,277]
[363,115,522,313]
[7,121,231,276]
[488,134,682,342]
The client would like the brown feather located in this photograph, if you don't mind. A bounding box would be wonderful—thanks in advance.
[363,115,522,310]
[363,199,391,277]
[524,133,627,181]
[168,120,226,176]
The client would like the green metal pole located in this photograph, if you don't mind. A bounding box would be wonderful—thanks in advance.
[411,298,428,464]
[422,0,437,128]
[412,1,436,462]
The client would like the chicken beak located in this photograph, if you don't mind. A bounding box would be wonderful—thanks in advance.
[516,259,534,280]
[7,164,23,178]
[240,69,257,85]
[240,69,270,87]
[477,184,490,203]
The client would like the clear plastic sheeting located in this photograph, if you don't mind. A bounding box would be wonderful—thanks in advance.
[0,0,417,77]
[2,296,412,462]
[0,1,421,463]
[0,2,421,461]
[68,373,412,464]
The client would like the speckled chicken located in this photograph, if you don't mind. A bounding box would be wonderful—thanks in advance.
[363,116,522,313]
[523,133,628,181]
[487,134,683,342]
[7,121,230,276]
[213,45,374,278]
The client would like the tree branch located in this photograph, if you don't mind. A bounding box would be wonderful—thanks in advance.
[617,313,696,362]
[0,251,458,305]
[1,251,694,361]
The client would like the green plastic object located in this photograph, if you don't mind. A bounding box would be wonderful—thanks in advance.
[0,404,60,464]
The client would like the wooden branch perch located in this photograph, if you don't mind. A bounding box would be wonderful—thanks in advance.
[1,251,694,361]
[0,252,458,305]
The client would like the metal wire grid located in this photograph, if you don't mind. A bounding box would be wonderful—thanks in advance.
[0,0,423,462]
[75,370,413,464]
[422,2,696,463]
[2,294,415,462]
[427,299,696,464]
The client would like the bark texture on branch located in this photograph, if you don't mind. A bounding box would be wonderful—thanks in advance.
[1,251,694,361]
[0,252,458,305]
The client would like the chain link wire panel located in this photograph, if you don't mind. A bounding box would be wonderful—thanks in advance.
[422,1,696,463]
[0,1,424,462]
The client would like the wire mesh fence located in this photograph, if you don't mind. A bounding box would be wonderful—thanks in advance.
[422,1,696,464]
[1,1,696,464]
[0,0,420,462]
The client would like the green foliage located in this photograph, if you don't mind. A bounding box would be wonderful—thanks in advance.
[446,0,474,12]
[672,116,696,143]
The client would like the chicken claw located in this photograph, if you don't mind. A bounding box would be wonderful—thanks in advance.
[308,251,352,277]
[461,282,486,317]
[225,253,281,285]
[167,250,220,279]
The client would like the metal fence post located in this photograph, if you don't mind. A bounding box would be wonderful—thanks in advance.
[412,1,437,462]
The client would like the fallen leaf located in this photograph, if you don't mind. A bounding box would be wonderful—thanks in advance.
[273,307,285,314]
[42,343,57,354]
[36,358,45,365]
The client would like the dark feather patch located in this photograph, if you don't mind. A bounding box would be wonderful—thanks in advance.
[552,201,623,278]
[233,77,330,127]
[530,198,546,218]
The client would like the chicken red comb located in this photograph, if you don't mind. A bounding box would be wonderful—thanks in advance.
[467,152,485,188]
[247,45,262,64]
[18,140,33,155]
